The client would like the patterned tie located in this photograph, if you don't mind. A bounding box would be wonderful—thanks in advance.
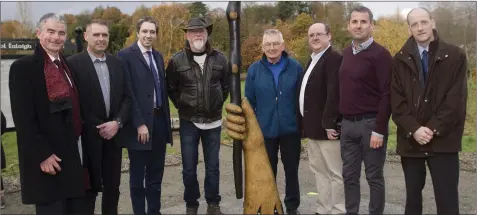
[147,51,162,108]
[421,50,428,84]
[53,59,72,87]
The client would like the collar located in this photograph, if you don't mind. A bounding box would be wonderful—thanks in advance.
[352,37,374,50]
[417,43,429,58]
[137,40,152,54]
[87,49,106,62]
[266,55,285,66]
[397,29,442,61]
[311,44,330,60]
[46,52,58,63]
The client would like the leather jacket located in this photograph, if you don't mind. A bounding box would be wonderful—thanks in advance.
[166,40,230,123]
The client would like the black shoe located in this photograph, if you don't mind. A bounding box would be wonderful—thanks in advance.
[207,203,223,215]
[186,206,198,215]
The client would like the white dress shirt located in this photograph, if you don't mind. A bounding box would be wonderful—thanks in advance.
[299,45,330,117]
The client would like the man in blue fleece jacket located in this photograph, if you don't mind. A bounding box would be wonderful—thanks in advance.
[244,29,303,215]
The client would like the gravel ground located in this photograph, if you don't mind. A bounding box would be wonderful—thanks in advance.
[1,134,475,214]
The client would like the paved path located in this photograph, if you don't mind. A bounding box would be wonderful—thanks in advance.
[2,141,476,214]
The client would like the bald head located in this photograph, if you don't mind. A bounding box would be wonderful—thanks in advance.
[307,22,331,53]
[407,7,435,45]
[406,7,432,25]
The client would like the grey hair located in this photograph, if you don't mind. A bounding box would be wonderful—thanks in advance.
[37,13,67,31]
[262,29,284,43]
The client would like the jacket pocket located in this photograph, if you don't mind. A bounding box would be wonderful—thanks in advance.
[177,65,195,83]
[211,65,224,81]
[209,83,224,113]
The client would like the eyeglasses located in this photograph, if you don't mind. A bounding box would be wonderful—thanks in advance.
[308,32,328,38]
[262,42,282,48]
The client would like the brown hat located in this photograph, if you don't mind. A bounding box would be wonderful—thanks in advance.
[182,17,213,36]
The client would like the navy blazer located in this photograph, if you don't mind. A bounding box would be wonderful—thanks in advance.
[117,42,173,150]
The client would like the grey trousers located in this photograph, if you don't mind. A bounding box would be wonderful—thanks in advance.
[340,117,387,215]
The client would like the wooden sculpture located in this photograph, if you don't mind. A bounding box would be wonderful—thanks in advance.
[226,3,283,214]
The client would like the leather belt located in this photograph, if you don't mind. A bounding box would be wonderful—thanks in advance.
[342,114,376,122]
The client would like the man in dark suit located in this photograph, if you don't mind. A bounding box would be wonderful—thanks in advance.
[297,23,344,215]
[68,19,131,215]
[117,16,173,215]
[9,13,86,215]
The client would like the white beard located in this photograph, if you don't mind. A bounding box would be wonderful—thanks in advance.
[192,40,205,50]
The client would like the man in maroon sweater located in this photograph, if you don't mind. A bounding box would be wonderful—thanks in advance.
[338,6,392,215]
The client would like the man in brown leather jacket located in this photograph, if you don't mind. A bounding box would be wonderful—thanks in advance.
[391,7,468,215]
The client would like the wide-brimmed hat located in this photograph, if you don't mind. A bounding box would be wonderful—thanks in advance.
[182,17,213,36]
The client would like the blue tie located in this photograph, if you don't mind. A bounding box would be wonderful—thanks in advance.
[421,50,428,84]
[147,51,162,108]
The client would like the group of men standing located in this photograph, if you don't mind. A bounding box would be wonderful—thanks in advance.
[9,13,227,215]
[228,5,467,215]
[7,4,466,215]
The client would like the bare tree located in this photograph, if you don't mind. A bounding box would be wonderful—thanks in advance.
[17,2,32,36]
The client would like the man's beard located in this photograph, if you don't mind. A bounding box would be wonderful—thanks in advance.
[192,39,205,51]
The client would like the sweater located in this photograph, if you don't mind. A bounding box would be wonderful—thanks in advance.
[339,41,392,135]
[265,55,286,90]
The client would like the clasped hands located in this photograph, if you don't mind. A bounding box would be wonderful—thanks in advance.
[413,126,434,145]
[96,121,119,140]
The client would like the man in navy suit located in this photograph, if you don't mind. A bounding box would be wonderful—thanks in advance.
[117,16,173,215]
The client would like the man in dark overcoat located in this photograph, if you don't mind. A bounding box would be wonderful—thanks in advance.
[391,7,468,215]
[9,13,86,214]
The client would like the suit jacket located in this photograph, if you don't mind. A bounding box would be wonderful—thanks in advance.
[9,42,85,204]
[117,42,173,150]
[67,51,131,192]
[296,46,343,140]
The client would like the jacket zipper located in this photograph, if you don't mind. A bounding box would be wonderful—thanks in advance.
[192,55,209,115]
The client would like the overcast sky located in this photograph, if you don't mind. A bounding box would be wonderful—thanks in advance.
[1,1,420,25]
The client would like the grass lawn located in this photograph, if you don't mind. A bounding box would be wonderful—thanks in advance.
[2,80,475,177]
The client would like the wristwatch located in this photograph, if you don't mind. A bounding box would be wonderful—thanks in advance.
[115,118,123,128]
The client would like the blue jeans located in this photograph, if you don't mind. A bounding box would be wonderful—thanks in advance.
[179,119,222,208]
[128,111,168,215]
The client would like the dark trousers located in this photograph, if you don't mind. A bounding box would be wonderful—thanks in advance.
[179,119,221,208]
[84,139,123,215]
[340,118,387,215]
[264,132,301,211]
[35,197,85,215]
[128,111,167,215]
[401,153,459,215]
